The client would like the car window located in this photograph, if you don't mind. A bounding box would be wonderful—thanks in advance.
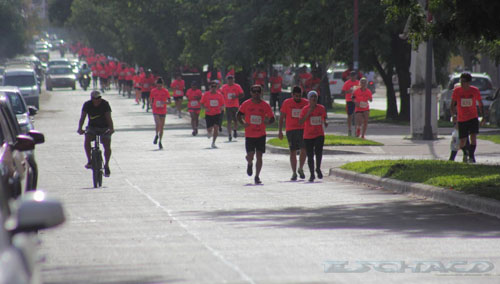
[470,78,491,91]
[49,68,72,75]
[333,72,342,79]
[5,93,26,114]
[3,75,36,87]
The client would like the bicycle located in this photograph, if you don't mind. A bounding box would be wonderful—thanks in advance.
[86,129,109,188]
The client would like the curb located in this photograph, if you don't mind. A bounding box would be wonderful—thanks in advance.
[329,168,500,219]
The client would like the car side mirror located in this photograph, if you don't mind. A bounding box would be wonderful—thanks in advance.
[13,135,35,151]
[7,191,65,233]
[28,106,38,116]
[28,130,44,144]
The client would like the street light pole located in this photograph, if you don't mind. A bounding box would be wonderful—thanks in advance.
[423,0,433,140]
[353,0,359,71]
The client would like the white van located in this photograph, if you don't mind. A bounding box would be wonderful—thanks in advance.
[2,67,40,109]
[327,68,344,99]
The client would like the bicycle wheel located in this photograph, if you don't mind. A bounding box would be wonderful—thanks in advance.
[97,152,103,187]
[91,150,99,188]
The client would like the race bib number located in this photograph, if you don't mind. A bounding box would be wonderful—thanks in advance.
[359,101,368,108]
[144,83,150,88]
[189,101,199,107]
[461,98,473,107]
[250,115,262,125]
[228,93,236,99]
[175,90,182,95]
[155,101,164,108]
[209,100,219,107]
[291,109,301,118]
[310,116,322,126]
[273,84,281,89]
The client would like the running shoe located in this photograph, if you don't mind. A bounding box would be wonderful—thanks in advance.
[84,163,92,169]
[316,168,323,179]
[228,135,232,142]
[291,173,298,181]
[297,168,305,179]
[192,130,196,136]
[104,165,111,177]
[153,135,158,144]
[233,130,237,138]
[194,129,198,136]
[211,142,217,149]
[309,174,315,182]
[159,142,163,150]
[356,128,360,137]
[247,163,253,176]
[254,176,262,184]
[469,156,476,163]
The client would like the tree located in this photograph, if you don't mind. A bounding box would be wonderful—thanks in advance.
[0,0,26,60]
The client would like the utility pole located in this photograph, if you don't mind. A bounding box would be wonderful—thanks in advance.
[353,0,359,72]
[423,0,433,140]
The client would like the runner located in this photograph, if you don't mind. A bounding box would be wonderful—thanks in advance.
[278,86,308,181]
[352,78,373,138]
[149,78,171,149]
[269,69,283,114]
[253,66,267,88]
[140,69,155,112]
[237,85,275,184]
[186,81,202,136]
[341,71,360,136]
[299,91,328,182]
[220,75,244,141]
[171,73,185,118]
[200,80,225,148]
[133,70,141,104]
[450,72,486,163]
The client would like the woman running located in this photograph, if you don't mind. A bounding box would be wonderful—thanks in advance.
[186,81,202,136]
[149,78,171,149]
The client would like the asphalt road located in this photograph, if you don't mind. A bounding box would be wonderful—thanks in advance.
[35,61,500,284]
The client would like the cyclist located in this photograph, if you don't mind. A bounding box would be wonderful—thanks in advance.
[78,63,92,87]
[77,91,115,177]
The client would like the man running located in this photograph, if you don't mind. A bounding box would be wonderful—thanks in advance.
[220,75,244,141]
[341,71,359,136]
[278,86,308,181]
[451,72,486,163]
[171,73,185,118]
[186,81,202,136]
[77,91,114,177]
[237,85,275,184]
[201,80,225,148]
[269,69,283,114]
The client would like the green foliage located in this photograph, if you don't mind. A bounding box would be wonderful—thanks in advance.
[341,159,500,200]
[478,135,500,145]
[0,0,26,59]
[268,135,383,148]
[48,0,73,26]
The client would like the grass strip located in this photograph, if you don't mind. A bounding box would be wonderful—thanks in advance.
[268,135,383,148]
[341,159,500,201]
[478,135,500,144]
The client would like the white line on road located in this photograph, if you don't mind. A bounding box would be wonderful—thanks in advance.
[125,179,256,284]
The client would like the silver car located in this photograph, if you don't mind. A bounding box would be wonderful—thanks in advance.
[0,86,37,133]
[439,73,493,121]
[2,67,40,109]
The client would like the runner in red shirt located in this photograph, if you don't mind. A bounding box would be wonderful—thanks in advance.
[201,80,225,148]
[278,86,308,181]
[253,67,267,87]
[341,71,360,136]
[297,66,313,96]
[171,74,185,118]
[237,85,275,184]
[140,70,156,112]
[91,63,99,89]
[268,69,283,114]
[133,71,142,104]
[451,72,485,163]
[299,91,328,182]
[352,78,373,138]
[220,75,244,141]
[149,78,171,149]
[185,81,203,136]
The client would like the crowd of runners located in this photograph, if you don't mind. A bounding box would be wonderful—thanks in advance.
[72,43,377,184]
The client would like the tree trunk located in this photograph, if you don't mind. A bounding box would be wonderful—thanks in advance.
[392,34,412,121]
[373,57,398,120]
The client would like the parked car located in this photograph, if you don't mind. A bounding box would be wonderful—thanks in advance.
[327,68,345,99]
[2,67,40,109]
[0,66,4,85]
[0,86,37,133]
[45,65,76,90]
[47,59,72,69]
[439,73,494,121]
[0,97,44,195]
[0,190,65,284]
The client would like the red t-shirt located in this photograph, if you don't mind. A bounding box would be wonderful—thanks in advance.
[269,76,283,93]
[140,76,156,92]
[342,79,359,102]
[221,83,244,108]
[280,98,309,131]
[452,86,482,122]
[125,68,135,81]
[353,88,372,112]
[186,88,202,109]
[299,72,313,92]
[150,87,171,115]
[201,91,225,115]
[253,71,267,86]
[310,77,321,96]
[238,99,274,138]
[171,79,185,97]
[300,104,327,139]
[118,66,126,80]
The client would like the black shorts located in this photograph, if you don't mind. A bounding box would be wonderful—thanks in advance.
[286,129,305,151]
[119,79,126,86]
[245,136,266,153]
[346,101,355,115]
[225,107,238,121]
[458,118,479,139]
[86,126,112,140]
[141,91,150,99]
[173,97,183,102]
[127,80,134,87]
[154,113,166,118]
[205,114,221,128]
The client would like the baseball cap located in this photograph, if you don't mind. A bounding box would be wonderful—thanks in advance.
[91,91,101,99]
[226,74,234,79]
[307,90,318,99]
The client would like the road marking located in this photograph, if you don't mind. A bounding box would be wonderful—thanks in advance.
[369,146,385,154]
[125,179,255,284]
